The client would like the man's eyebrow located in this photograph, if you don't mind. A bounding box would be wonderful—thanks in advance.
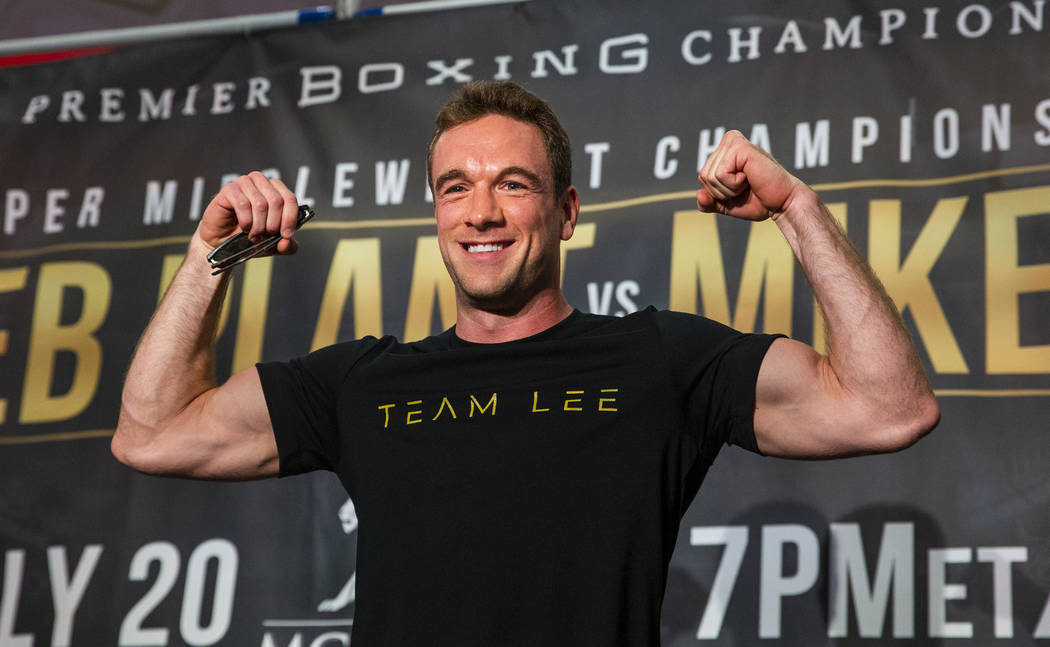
[434,166,546,192]
[434,169,467,192]
[498,166,544,188]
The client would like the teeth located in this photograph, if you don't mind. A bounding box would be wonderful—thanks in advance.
[467,243,505,253]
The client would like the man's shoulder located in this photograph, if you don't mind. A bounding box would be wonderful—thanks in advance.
[517,307,659,341]
[601,307,737,336]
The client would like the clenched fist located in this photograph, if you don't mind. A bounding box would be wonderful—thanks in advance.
[198,171,300,255]
[696,130,812,222]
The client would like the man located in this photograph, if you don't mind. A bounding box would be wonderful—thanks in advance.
[113,81,938,645]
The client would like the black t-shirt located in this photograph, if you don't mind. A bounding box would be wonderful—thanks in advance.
[257,308,779,646]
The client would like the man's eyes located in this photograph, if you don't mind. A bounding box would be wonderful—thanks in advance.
[441,180,530,194]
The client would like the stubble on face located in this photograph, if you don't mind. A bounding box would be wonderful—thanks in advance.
[431,115,567,316]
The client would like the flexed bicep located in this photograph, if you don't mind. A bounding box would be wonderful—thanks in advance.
[114,367,279,480]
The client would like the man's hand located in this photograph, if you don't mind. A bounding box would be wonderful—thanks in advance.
[198,171,301,255]
[696,130,809,222]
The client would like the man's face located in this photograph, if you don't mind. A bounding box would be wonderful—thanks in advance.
[430,114,577,312]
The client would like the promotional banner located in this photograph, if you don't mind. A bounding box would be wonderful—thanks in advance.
[1,0,1048,644]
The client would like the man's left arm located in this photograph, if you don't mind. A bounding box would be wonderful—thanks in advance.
[697,131,940,458]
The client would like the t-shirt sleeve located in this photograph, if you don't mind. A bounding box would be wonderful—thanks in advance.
[256,339,377,477]
[654,309,783,459]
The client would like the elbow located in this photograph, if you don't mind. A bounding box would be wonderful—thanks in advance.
[111,410,160,473]
[112,397,146,468]
[110,419,141,470]
[110,432,126,465]
[880,391,940,453]
[911,391,941,443]
[111,429,167,475]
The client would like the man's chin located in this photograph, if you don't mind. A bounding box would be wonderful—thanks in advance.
[456,281,527,314]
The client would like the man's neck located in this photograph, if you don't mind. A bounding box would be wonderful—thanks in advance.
[453,290,574,343]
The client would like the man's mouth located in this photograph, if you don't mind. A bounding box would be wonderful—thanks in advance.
[465,241,512,253]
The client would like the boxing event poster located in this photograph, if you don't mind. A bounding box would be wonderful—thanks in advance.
[1,0,1048,644]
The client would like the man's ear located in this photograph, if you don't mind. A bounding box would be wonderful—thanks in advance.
[559,186,580,241]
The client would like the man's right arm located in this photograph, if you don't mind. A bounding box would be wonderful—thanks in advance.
[111,172,300,480]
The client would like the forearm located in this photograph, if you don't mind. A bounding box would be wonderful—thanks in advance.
[774,190,935,423]
[116,232,230,447]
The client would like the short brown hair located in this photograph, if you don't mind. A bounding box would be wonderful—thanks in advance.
[427,81,572,198]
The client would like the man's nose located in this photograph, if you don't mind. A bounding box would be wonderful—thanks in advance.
[467,188,504,228]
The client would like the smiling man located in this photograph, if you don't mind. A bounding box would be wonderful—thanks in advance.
[431,109,578,338]
[113,81,939,646]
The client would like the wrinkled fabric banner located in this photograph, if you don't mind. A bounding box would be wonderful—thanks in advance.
[1,0,1048,644]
